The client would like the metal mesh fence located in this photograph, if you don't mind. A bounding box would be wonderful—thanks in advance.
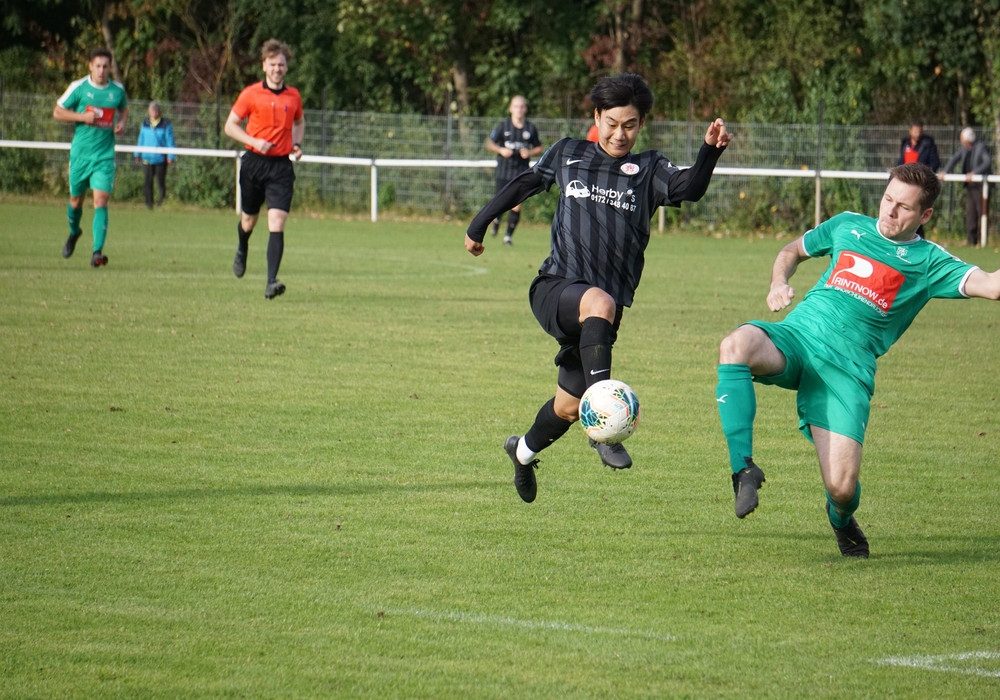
[0,91,993,238]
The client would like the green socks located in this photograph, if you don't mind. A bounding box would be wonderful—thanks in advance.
[93,207,108,252]
[716,363,756,473]
[67,204,83,238]
[826,484,861,529]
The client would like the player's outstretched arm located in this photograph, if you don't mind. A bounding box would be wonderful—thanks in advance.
[963,268,1000,300]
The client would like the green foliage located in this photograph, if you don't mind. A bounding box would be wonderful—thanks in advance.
[2,203,1000,696]
[0,118,44,192]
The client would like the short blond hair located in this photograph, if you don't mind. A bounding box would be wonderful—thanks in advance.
[261,39,292,62]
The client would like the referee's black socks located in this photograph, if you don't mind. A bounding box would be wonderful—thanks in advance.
[266,231,284,283]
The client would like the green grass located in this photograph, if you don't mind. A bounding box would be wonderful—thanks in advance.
[2,199,999,697]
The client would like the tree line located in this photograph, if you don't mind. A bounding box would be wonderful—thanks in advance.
[2,0,999,138]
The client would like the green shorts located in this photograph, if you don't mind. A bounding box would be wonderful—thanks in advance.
[69,156,117,197]
[747,320,875,445]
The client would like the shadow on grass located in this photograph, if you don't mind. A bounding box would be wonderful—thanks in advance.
[0,480,484,508]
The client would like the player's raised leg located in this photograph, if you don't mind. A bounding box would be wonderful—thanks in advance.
[717,324,785,517]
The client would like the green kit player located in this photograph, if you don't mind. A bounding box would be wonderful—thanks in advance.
[53,47,129,267]
[716,163,1000,558]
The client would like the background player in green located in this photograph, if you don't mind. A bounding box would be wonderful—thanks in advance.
[53,47,129,268]
[716,163,1000,558]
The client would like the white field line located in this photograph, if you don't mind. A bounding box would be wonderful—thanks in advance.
[875,651,1000,678]
[385,607,677,642]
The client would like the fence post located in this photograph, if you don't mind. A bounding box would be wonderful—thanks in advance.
[980,177,989,247]
[371,162,378,222]
[815,101,824,227]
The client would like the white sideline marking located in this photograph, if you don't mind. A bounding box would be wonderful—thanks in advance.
[875,651,1000,678]
[385,607,676,642]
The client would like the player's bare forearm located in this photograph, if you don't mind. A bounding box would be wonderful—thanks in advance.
[767,239,808,311]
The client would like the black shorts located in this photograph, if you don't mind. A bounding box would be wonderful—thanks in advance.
[528,274,622,399]
[239,151,296,215]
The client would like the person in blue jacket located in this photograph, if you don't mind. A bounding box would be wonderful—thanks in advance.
[134,101,176,208]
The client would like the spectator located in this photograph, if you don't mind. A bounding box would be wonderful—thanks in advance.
[486,95,543,246]
[897,120,939,170]
[940,127,992,246]
[134,101,176,209]
[53,47,129,268]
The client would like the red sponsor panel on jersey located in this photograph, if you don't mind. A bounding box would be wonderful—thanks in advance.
[827,252,905,313]
[86,105,115,128]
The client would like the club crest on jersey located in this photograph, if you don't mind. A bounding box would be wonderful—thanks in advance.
[827,252,905,316]
[620,163,640,175]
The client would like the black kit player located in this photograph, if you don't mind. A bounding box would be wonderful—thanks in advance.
[486,95,544,245]
[465,73,732,503]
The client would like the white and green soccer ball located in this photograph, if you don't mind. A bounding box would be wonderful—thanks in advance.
[578,379,640,444]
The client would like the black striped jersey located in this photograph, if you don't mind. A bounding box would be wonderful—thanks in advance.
[489,117,542,183]
[532,137,721,307]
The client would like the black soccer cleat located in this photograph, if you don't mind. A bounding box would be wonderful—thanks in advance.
[826,501,870,558]
[504,435,538,503]
[90,250,108,268]
[264,280,286,299]
[233,248,247,278]
[62,234,80,259]
[589,438,632,470]
[732,459,765,518]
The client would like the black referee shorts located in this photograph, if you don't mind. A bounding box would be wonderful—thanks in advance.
[239,151,296,216]
[529,274,622,398]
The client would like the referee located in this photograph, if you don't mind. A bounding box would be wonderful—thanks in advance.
[224,38,305,299]
[466,73,732,502]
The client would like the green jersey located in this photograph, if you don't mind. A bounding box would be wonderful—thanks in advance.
[787,211,977,361]
[57,76,128,162]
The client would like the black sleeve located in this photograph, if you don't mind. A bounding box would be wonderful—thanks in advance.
[666,142,726,204]
[467,169,548,242]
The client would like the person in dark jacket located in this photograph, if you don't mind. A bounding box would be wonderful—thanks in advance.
[940,127,992,246]
[134,101,176,208]
[897,120,940,171]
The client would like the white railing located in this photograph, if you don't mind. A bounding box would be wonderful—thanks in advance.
[1,139,994,245]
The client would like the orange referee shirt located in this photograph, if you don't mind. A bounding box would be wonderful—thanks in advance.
[231,81,303,157]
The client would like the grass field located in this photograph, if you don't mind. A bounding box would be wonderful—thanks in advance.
[2,198,999,697]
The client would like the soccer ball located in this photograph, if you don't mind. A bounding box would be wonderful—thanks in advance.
[578,379,640,444]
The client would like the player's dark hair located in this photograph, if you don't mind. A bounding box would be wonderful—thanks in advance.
[888,162,941,210]
[89,47,113,63]
[590,74,654,121]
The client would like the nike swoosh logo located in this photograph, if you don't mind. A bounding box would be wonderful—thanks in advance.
[589,368,610,376]
[717,394,728,403]
[566,159,583,165]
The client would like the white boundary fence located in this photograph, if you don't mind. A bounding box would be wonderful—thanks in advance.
[1,139,994,246]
